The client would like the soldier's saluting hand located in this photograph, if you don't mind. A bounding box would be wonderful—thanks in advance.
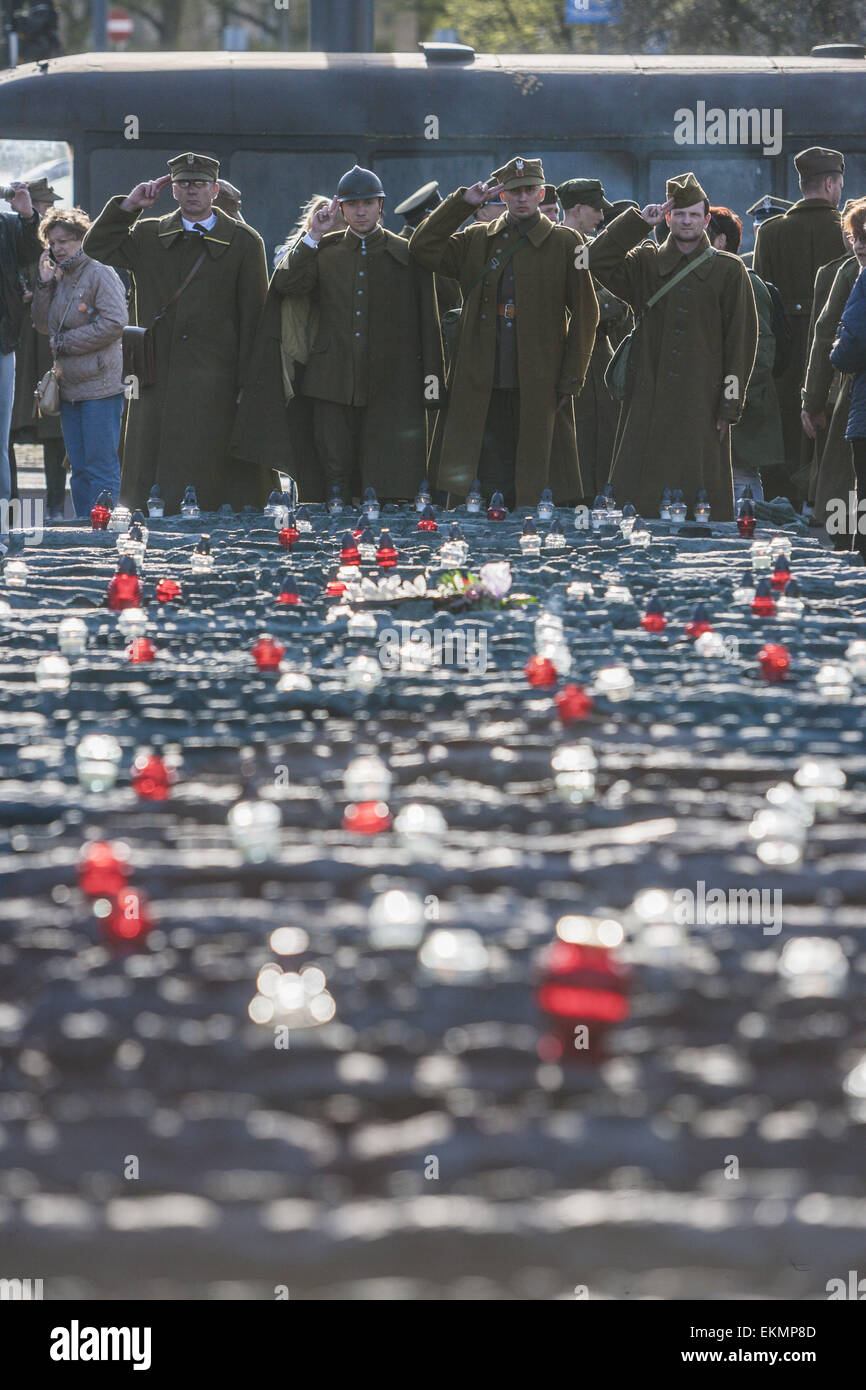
[307,196,341,243]
[639,197,676,226]
[121,175,172,213]
[462,181,505,209]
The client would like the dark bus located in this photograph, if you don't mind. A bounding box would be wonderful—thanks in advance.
[1,46,865,258]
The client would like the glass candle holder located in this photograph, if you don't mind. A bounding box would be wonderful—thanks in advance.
[227,799,281,863]
[345,654,384,692]
[35,653,71,691]
[537,488,555,523]
[116,607,148,639]
[845,638,866,679]
[108,504,131,532]
[146,487,165,519]
[180,487,200,520]
[76,733,123,791]
[815,661,854,702]
[4,559,28,587]
[519,519,541,555]
[347,610,378,638]
[57,616,88,656]
[344,753,392,801]
[594,663,635,700]
[465,480,483,514]
[544,518,567,549]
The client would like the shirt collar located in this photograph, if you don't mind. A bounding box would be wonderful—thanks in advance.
[658,229,712,273]
[181,212,217,232]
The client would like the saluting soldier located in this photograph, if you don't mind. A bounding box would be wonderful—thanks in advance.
[83,152,270,513]
[588,172,758,521]
[409,156,598,508]
[255,165,442,502]
[558,179,630,499]
[394,181,461,315]
[753,147,847,499]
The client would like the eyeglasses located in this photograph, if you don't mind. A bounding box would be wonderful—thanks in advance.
[174,179,213,190]
[47,235,76,249]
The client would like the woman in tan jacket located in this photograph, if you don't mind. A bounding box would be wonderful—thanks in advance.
[31,207,127,517]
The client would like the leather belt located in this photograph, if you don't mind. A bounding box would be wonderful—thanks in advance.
[497,303,516,319]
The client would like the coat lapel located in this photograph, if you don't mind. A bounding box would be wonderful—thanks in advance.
[157,206,235,258]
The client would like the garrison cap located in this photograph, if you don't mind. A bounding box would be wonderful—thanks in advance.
[491,156,545,190]
[794,146,845,178]
[605,198,639,224]
[540,184,559,204]
[168,152,219,182]
[336,165,385,201]
[557,178,613,214]
[394,180,441,222]
[666,171,709,208]
[745,193,792,222]
[27,177,59,205]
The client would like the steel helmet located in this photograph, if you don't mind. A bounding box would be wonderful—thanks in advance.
[336,165,385,201]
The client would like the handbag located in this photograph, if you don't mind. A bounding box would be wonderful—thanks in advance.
[604,246,715,402]
[34,288,76,418]
[121,248,207,388]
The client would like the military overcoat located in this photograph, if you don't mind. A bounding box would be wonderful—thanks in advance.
[83,198,270,512]
[588,209,758,521]
[409,191,598,506]
[573,278,630,499]
[730,269,784,478]
[259,225,443,497]
[753,198,846,470]
[802,254,859,525]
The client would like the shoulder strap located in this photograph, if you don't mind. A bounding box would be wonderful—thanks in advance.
[641,246,715,317]
[152,248,207,326]
[463,226,532,301]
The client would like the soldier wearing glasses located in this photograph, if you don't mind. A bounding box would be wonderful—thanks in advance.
[83,152,270,512]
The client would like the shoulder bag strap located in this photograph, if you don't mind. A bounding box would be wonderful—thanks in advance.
[637,246,715,324]
[151,248,208,326]
[462,227,532,301]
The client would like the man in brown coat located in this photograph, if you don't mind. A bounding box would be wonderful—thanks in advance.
[753,147,847,501]
[83,152,270,513]
[558,178,630,500]
[588,172,758,521]
[266,165,442,501]
[409,157,598,508]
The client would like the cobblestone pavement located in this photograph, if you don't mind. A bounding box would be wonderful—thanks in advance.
[1,498,865,1300]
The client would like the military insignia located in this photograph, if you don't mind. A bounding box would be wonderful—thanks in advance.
[516,159,524,172]
[186,153,194,166]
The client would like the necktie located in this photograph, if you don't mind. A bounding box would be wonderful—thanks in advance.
[192,223,206,235]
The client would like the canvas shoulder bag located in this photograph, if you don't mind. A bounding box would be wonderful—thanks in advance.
[122,248,207,388]
[604,246,715,402]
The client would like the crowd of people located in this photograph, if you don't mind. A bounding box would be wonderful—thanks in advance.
[2,142,865,555]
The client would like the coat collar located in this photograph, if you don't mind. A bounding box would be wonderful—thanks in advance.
[486,210,553,248]
[786,198,839,217]
[657,229,714,277]
[157,205,236,257]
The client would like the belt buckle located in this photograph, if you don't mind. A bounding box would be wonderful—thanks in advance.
[503,302,516,320]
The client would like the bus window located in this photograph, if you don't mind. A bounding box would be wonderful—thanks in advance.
[530,152,636,206]
[0,139,72,205]
[230,151,360,265]
[373,153,497,231]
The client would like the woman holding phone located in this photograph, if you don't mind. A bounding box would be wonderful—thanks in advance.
[31,206,128,518]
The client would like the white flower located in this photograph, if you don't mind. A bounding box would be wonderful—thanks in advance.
[479,561,512,598]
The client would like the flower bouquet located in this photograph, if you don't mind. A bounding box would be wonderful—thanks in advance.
[431,562,537,614]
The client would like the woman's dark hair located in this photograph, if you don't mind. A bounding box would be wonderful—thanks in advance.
[843,197,866,242]
[39,205,91,244]
[708,206,742,254]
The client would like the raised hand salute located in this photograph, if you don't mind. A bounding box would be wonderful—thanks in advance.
[463,180,505,208]
[121,175,172,213]
[640,197,676,226]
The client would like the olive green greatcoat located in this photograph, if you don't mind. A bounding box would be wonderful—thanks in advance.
[409,190,598,506]
[731,269,784,478]
[802,254,859,526]
[83,197,270,513]
[574,278,630,499]
[753,198,846,471]
[249,225,442,498]
[802,252,855,502]
[588,209,758,521]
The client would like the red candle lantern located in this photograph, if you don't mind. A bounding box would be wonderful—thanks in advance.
[155,577,181,603]
[251,634,285,671]
[750,579,776,617]
[77,841,129,897]
[343,800,392,834]
[90,502,111,531]
[101,887,153,945]
[758,642,790,682]
[276,577,301,606]
[131,751,172,800]
[640,595,666,633]
[126,637,156,663]
[684,603,712,640]
[555,685,594,722]
[525,655,558,687]
[376,530,398,569]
